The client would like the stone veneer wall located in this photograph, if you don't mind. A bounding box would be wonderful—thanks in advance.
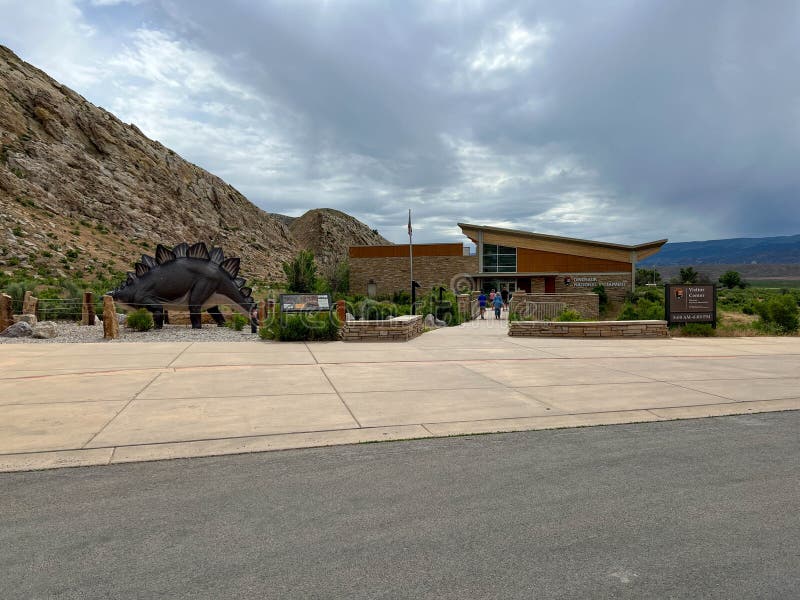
[350,255,478,296]
[508,320,667,338]
[341,315,423,342]
[509,293,600,319]
[529,273,632,302]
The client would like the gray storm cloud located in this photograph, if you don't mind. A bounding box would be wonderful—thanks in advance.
[2,0,798,243]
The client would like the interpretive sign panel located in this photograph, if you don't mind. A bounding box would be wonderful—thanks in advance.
[279,293,331,313]
[664,284,716,327]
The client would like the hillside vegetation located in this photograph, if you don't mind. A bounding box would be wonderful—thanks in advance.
[0,45,387,295]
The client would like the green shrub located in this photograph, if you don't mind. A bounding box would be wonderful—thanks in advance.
[754,295,799,333]
[681,323,716,336]
[3,280,32,313]
[555,309,583,322]
[226,313,248,331]
[592,284,609,314]
[308,313,341,341]
[282,250,318,293]
[126,308,154,331]
[259,312,340,341]
[618,297,665,321]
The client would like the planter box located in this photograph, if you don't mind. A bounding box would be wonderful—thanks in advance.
[508,320,668,338]
[341,315,424,342]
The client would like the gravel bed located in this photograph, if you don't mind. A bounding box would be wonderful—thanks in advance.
[0,322,263,344]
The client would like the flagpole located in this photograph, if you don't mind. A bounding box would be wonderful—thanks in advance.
[408,209,414,314]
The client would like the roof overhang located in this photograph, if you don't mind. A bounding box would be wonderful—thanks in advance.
[458,223,667,264]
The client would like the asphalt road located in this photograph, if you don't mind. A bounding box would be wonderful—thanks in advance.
[2,412,798,599]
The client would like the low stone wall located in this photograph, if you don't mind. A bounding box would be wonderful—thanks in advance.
[510,293,599,319]
[341,315,424,342]
[509,320,668,338]
[457,294,477,320]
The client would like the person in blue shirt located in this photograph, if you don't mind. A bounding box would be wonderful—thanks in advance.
[478,291,487,319]
[492,293,503,320]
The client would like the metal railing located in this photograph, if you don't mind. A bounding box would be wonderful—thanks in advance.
[520,301,567,321]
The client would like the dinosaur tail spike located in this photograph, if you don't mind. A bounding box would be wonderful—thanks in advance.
[141,255,157,269]
[188,242,210,260]
[239,286,252,299]
[173,242,189,258]
[135,262,149,277]
[234,277,246,288]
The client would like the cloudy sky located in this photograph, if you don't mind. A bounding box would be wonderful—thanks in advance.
[2,0,799,244]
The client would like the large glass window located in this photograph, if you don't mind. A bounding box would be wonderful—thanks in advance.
[482,243,517,272]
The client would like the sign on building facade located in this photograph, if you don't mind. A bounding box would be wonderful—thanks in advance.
[665,284,717,327]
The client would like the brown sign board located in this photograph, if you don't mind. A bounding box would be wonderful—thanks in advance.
[665,284,717,326]
[279,294,332,313]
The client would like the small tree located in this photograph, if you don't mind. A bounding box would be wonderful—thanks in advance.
[719,271,742,289]
[755,295,799,333]
[679,267,699,284]
[592,284,609,314]
[282,250,318,293]
[326,260,350,297]
[635,268,661,286]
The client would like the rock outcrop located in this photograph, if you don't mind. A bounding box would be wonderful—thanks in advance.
[0,45,389,285]
[289,208,390,276]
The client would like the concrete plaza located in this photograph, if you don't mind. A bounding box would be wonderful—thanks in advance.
[1,317,798,471]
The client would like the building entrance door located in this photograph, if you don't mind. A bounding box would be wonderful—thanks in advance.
[482,279,517,294]
[544,276,556,294]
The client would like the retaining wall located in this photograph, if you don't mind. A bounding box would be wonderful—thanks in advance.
[341,315,424,342]
[508,320,668,338]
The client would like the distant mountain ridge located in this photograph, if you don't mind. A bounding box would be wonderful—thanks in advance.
[641,234,800,266]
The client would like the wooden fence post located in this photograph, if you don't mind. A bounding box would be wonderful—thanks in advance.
[81,291,95,325]
[0,294,12,331]
[22,293,38,317]
[336,299,346,322]
[103,295,119,339]
[258,300,267,324]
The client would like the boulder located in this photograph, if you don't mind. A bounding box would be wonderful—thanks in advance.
[423,314,439,329]
[345,312,355,321]
[117,313,127,325]
[0,321,33,338]
[434,317,447,327]
[32,321,58,339]
[13,313,37,325]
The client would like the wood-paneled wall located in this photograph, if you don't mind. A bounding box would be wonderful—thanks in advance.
[349,244,465,258]
[517,248,631,273]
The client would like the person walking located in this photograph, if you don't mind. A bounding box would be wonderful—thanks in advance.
[500,287,509,311]
[493,292,503,320]
[478,291,487,319]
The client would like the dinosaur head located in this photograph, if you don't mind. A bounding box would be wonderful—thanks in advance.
[107,267,143,310]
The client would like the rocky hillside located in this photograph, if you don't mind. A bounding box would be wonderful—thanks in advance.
[0,45,386,287]
[289,208,389,275]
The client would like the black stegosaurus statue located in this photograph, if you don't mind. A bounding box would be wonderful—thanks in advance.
[109,242,256,329]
